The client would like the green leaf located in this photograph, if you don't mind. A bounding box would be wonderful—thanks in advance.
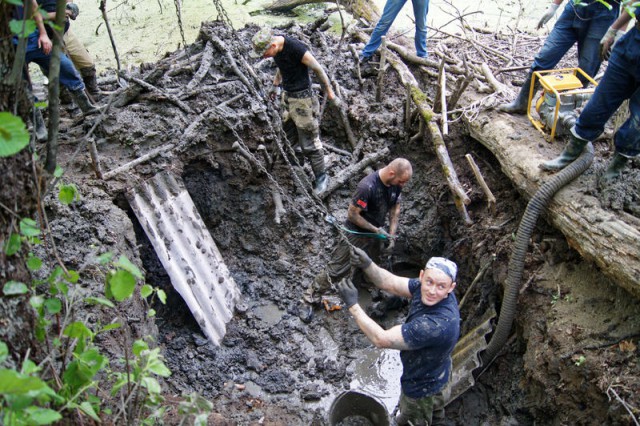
[4,233,21,255]
[146,350,171,377]
[0,341,8,364]
[0,112,29,157]
[0,369,48,394]
[147,308,156,317]
[115,255,143,280]
[132,340,148,356]
[84,296,115,308]
[96,252,113,265]
[78,401,100,422]
[5,0,24,6]
[194,413,209,426]
[21,359,39,375]
[23,406,62,425]
[63,321,92,340]
[53,165,63,178]
[44,298,61,315]
[58,183,79,205]
[63,348,107,393]
[99,322,121,332]
[30,295,45,310]
[27,254,43,271]
[65,270,80,284]
[107,270,136,302]
[157,289,167,304]
[3,280,28,296]
[141,376,161,394]
[140,284,153,298]
[19,218,40,237]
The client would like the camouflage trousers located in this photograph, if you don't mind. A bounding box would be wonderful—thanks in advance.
[282,93,325,176]
[395,389,448,426]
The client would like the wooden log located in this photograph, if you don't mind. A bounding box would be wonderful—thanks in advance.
[272,187,286,224]
[319,148,390,200]
[375,36,388,102]
[103,143,176,180]
[183,41,214,94]
[465,153,496,216]
[465,108,640,299]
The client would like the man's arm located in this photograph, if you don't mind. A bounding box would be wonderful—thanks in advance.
[348,305,410,350]
[347,204,378,233]
[273,69,282,86]
[387,202,401,236]
[352,248,412,297]
[301,51,335,100]
[30,0,52,54]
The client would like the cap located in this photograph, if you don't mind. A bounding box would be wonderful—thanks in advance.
[251,28,274,58]
[425,257,457,282]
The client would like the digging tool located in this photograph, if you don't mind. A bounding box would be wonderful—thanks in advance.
[324,214,390,240]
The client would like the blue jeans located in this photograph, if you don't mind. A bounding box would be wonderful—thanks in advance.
[361,0,429,58]
[531,1,618,84]
[24,32,85,91]
[574,28,640,157]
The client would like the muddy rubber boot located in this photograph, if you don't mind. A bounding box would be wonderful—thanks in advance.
[539,131,589,172]
[602,152,630,182]
[314,173,329,194]
[80,66,101,101]
[33,108,47,142]
[498,72,537,115]
[69,88,99,114]
[59,87,73,105]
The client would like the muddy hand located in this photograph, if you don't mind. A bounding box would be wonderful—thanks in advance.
[337,278,358,308]
[350,247,372,269]
[376,227,392,240]
[383,238,396,255]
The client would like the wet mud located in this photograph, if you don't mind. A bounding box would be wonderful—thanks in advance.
[33,19,640,425]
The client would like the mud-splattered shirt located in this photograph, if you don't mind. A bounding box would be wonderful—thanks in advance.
[400,278,460,398]
[346,171,402,232]
[274,36,311,93]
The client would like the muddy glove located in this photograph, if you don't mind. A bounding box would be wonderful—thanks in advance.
[537,3,559,29]
[329,96,342,110]
[383,238,396,255]
[337,278,359,309]
[350,247,372,269]
[376,227,392,240]
[269,85,281,101]
[65,2,79,20]
[599,27,623,61]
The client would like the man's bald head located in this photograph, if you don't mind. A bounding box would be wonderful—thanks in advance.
[381,158,413,187]
[389,158,412,177]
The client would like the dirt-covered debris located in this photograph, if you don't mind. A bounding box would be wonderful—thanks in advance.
[29,18,640,425]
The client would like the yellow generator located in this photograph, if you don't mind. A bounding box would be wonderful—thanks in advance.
[527,68,598,142]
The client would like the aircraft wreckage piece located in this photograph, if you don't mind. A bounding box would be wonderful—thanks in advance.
[127,171,241,346]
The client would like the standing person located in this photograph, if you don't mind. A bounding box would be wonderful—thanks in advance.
[540,4,639,181]
[338,247,460,426]
[305,158,413,304]
[251,28,340,194]
[359,0,430,62]
[499,0,620,114]
[63,1,101,100]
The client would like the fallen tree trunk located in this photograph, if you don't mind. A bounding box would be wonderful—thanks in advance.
[465,108,640,299]
[265,0,381,24]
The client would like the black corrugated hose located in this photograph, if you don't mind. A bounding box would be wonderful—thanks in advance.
[481,143,595,366]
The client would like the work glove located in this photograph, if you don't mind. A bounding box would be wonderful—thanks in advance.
[65,2,79,20]
[268,85,281,101]
[536,3,559,30]
[599,27,623,61]
[329,96,342,110]
[376,227,392,240]
[350,247,372,269]
[337,278,359,309]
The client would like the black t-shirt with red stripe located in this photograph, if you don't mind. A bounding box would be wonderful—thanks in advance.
[347,171,402,232]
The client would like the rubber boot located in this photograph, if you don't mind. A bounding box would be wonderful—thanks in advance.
[498,72,537,115]
[59,87,73,105]
[602,152,630,181]
[540,131,589,171]
[33,108,48,142]
[80,66,101,101]
[69,88,98,114]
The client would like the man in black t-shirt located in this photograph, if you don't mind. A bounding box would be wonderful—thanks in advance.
[305,158,413,304]
[252,29,341,194]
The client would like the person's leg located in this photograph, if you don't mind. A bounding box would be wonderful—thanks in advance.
[64,29,100,98]
[289,96,328,192]
[530,4,579,73]
[396,392,435,426]
[361,0,407,58]
[612,88,640,159]
[575,17,610,85]
[411,0,429,57]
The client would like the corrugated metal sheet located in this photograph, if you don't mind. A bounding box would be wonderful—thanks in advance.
[127,171,240,346]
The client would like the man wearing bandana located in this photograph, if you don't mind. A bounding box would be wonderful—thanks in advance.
[338,247,461,426]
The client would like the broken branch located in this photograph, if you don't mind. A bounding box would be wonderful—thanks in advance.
[466,153,496,216]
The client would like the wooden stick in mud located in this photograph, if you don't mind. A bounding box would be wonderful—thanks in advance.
[333,83,357,150]
[257,144,273,169]
[206,34,261,99]
[479,62,509,94]
[349,45,364,85]
[376,36,388,102]
[440,58,448,136]
[319,147,390,200]
[112,65,167,108]
[405,83,412,132]
[103,143,176,180]
[184,41,214,94]
[232,141,257,166]
[447,55,473,111]
[88,140,103,180]
[466,154,497,216]
[272,188,286,224]
[433,53,445,112]
[119,72,193,114]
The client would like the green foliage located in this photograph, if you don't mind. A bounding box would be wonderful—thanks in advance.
[0,112,30,157]
[178,393,213,426]
[58,184,80,205]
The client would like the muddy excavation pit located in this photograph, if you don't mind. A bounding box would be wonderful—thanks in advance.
[29,18,640,425]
